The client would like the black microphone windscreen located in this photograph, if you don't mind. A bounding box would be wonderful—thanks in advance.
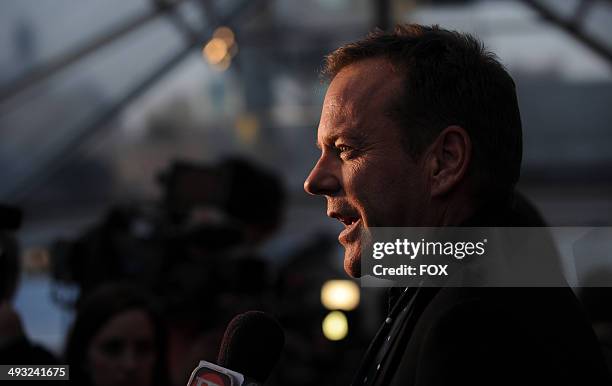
[217,311,284,383]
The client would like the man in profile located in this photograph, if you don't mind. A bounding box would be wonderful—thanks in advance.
[304,24,610,385]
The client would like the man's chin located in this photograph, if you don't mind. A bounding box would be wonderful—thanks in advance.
[341,230,367,278]
[343,252,362,278]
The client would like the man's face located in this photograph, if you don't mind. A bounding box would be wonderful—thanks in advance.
[304,58,430,277]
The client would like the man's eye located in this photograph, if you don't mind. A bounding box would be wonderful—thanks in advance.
[336,145,351,153]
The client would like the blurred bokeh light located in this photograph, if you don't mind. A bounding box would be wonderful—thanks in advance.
[321,279,360,311]
[322,310,349,341]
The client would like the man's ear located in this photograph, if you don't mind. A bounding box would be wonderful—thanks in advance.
[425,125,472,197]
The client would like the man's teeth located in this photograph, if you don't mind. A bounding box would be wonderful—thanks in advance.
[336,216,358,226]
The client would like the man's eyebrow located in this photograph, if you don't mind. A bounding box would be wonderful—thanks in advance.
[316,133,365,149]
[337,133,364,143]
[316,134,339,149]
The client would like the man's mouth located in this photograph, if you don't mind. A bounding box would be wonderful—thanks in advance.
[329,212,362,243]
[339,216,359,227]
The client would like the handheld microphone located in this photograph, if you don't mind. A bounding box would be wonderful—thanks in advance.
[187,311,285,386]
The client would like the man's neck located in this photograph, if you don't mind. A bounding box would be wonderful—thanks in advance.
[438,198,475,226]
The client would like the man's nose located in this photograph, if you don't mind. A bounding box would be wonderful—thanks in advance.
[304,157,341,196]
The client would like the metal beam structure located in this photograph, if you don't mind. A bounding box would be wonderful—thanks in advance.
[7,0,263,202]
[0,4,179,104]
[522,0,612,69]
[374,0,392,31]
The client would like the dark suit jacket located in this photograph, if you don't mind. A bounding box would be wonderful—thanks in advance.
[377,287,611,385]
[353,198,611,386]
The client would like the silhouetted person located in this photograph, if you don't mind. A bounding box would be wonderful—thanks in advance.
[1,206,58,367]
[157,157,285,386]
[65,283,169,386]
